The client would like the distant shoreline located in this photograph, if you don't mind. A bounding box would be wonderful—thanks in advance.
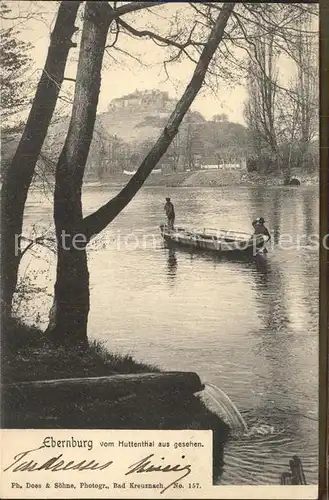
[83,170,319,189]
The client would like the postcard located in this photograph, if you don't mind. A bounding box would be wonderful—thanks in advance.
[0,1,323,499]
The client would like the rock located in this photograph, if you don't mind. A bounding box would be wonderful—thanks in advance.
[287,177,301,186]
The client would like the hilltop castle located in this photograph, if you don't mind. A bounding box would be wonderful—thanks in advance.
[108,89,178,113]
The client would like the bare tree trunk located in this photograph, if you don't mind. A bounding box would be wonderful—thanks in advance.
[49,247,90,347]
[46,2,235,346]
[244,33,280,173]
[46,2,112,347]
[295,13,316,172]
[0,1,80,315]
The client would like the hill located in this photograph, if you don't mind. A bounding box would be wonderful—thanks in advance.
[1,89,249,182]
[97,89,206,145]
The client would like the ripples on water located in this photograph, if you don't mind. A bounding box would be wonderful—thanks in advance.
[22,185,319,485]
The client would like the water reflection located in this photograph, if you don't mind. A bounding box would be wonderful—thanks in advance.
[271,190,282,244]
[253,254,270,282]
[250,185,267,209]
[252,256,291,333]
[302,190,317,237]
[166,248,177,282]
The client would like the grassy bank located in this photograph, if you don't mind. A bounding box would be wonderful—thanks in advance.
[2,318,159,383]
[2,318,229,480]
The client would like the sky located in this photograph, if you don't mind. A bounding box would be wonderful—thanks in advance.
[5,1,318,125]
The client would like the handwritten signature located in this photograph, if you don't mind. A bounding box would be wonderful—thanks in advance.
[3,447,192,493]
[125,453,191,494]
[3,446,114,472]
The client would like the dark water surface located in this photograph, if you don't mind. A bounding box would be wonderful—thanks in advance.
[23,185,319,485]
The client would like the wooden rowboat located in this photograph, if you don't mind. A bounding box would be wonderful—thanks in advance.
[160,224,269,255]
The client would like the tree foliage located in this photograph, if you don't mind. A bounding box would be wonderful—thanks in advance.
[0,3,32,124]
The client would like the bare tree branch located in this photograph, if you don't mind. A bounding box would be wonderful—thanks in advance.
[112,45,148,66]
[20,235,56,259]
[113,2,167,18]
[117,16,205,50]
[105,19,120,48]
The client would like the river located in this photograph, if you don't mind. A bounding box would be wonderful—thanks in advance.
[21,184,319,485]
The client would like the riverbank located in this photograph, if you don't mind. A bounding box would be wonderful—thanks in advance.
[85,170,319,189]
[2,318,229,478]
[240,171,319,187]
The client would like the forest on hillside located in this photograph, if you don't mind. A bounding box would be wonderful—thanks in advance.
[86,110,249,179]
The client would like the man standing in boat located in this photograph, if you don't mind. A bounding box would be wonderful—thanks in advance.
[164,197,175,230]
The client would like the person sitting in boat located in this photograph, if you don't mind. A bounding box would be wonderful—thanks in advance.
[252,217,271,253]
[253,217,271,239]
[164,197,175,229]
